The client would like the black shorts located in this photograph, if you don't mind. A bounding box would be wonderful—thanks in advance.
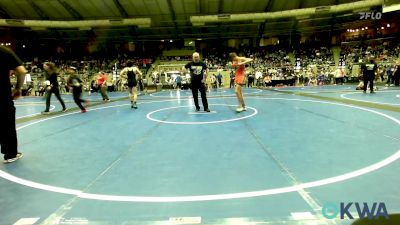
[128,80,138,87]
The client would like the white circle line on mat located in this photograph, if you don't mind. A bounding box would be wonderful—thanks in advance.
[146,104,258,125]
[0,97,398,202]
[16,105,56,119]
[340,90,400,106]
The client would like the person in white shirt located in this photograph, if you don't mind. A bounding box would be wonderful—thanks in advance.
[255,70,263,87]
[335,68,345,85]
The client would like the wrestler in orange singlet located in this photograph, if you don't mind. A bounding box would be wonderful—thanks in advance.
[229,53,253,112]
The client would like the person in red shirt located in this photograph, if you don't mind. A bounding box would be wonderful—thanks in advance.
[97,71,110,102]
[229,52,253,112]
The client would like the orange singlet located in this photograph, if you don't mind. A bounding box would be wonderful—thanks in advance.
[234,63,245,85]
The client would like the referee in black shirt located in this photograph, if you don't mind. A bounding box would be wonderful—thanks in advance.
[361,56,377,94]
[183,52,210,112]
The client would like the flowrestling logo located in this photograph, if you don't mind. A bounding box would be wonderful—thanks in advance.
[322,202,389,220]
[359,12,382,20]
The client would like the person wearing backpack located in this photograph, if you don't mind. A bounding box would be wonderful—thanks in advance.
[120,60,142,109]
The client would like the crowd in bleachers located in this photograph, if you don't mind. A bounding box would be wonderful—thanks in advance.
[159,55,192,61]
[11,55,155,96]
[200,45,336,87]
[200,39,400,88]
[12,38,400,96]
[340,39,400,87]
